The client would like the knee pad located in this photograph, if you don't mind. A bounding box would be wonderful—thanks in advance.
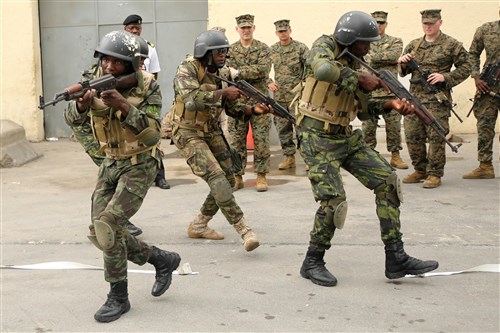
[374,172,403,206]
[94,212,118,250]
[208,172,233,204]
[321,197,348,229]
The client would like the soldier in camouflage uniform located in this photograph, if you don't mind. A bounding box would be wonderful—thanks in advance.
[462,17,499,179]
[226,14,272,192]
[399,9,471,188]
[297,11,438,287]
[171,30,271,251]
[64,31,180,323]
[267,19,309,170]
[361,11,408,170]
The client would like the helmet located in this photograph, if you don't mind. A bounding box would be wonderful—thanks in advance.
[94,30,141,70]
[136,35,149,59]
[333,11,380,46]
[193,30,230,59]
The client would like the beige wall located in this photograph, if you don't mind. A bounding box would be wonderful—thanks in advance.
[1,1,44,141]
[1,1,497,141]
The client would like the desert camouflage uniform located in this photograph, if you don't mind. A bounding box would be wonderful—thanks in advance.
[65,70,162,282]
[362,34,404,153]
[469,20,500,163]
[171,56,249,223]
[269,39,309,156]
[226,39,272,175]
[298,34,404,249]
[400,33,470,177]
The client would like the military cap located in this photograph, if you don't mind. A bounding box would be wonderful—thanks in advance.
[371,11,388,23]
[210,26,227,33]
[274,19,290,31]
[123,14,142,26]
[235,14,254,28]
[420,9,441,24]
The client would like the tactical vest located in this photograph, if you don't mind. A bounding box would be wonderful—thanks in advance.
[297,47,362,127]
[89,71,160,164]
[172,57,230,132]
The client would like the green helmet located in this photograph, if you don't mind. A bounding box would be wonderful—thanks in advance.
[94,31,141,70]
[333,11,380,46]
[193,30,230,59]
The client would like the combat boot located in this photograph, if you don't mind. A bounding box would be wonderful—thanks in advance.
[187,213,224,240]
[125,220,142,237]
[278,155,296,170]
[233,217,259,251]
[402,171,427,183]
[94,280,130,323]
[462,161,495,179]
[300,249,337,287]
[147,246,181,297]
[256,173,268,192]
[390,151,409,169]
[385,240,439,279]
[233,175,244,191]
[423,175,441,189]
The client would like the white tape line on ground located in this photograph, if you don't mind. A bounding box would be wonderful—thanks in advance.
[406,264,499,278]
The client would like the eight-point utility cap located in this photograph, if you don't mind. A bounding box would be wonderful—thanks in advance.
[420,9,441,24]
[274,19,290,31]
[235,14,254,28]
[371,11,388,23]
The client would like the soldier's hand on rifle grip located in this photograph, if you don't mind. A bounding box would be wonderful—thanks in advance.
[427,72,445,85]
[76,89,96,113]
[398,53,414,65]
[358,73,386,92]
[385,98,415,116]
[221,86,241,101]
[100,89,131,116]
[250,103,273,116]
[473,75,490,94]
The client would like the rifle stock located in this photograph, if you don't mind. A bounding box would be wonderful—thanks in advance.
[338,48,462,153]
[208,73,296,123]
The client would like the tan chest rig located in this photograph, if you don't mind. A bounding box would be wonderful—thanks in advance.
[89,71,159,163]
[172,58,230,133]
[298,57,362,128]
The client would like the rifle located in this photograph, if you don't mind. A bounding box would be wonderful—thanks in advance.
[337,48,461,153]
[467,63,500,117]
[38,74,116,109]
[208,73,296,123]
[406,59,463,123]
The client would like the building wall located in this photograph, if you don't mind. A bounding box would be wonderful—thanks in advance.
[1,1,498,141]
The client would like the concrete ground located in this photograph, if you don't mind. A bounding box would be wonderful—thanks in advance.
[1,131,499,332]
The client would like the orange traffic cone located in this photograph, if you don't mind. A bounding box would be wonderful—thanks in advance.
[246,123,254,150]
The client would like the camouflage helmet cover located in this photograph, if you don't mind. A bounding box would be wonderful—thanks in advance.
[333,11,380,46]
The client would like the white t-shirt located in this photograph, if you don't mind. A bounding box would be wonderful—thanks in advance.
[144,43,161,74]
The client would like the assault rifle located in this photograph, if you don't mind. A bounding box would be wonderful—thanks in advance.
[406,59,463,123]
[39,74,116,109]
[467,63,500,117]
[208,73,296,123]
[337,48,461,153]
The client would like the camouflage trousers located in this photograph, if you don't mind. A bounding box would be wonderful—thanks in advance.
[404,102,449,177]
[471,92,499,162]
[172,127,244,224]
[297,126,403,250]
[361,109,403,152]
[91,153,158,283]
[273,101,296,156]
[228,113,272,175]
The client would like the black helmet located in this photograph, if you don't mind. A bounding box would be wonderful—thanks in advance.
[94,30,141,70]
[193,30,230,59]
[333,11,380,46]
[136,35,149,59]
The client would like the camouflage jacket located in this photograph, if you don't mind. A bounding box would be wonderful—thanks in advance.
[269,39,309,102]
[303,34,386,117]
[367,34,403,98]
[400,32,471,102]
[173,56,247,121]
[226,39,271,95]
[469,20,499,81]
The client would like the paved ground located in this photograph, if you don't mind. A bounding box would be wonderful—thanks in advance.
[1,132,499,332]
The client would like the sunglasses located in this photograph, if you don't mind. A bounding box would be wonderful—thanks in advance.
[212,48,229,55]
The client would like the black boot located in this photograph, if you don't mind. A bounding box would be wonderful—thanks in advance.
[300,249,337,287]
[94,280,131,323]
[385,240,439,279]
[147,246,181,297]
[125,220,143,236]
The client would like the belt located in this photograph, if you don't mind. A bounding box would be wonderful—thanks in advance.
[300,116,351,135]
